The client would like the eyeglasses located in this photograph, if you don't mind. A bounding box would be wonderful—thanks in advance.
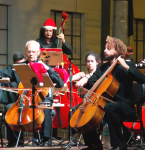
[26,50,38,54]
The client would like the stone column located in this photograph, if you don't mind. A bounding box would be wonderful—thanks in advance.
[113,0,128,45]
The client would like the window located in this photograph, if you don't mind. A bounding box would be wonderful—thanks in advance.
[51,11,82,70]
[134,19,145,63]
[0,5,8,67]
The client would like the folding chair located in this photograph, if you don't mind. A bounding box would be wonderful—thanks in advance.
[122,83,145,149]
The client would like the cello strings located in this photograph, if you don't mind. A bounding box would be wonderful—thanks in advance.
[81,87,115,103]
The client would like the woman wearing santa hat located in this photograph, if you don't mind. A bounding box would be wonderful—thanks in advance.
[36,18,72,55]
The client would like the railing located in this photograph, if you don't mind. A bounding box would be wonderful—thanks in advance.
[0,64,10,69]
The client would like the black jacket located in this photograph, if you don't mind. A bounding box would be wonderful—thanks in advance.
[84,61,145,115]
[24,60,64,102]
[2,65,20,103]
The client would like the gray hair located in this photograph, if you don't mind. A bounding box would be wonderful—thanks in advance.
[25,40,40,50]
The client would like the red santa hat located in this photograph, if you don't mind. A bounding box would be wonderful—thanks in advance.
[29,62,47,86]
[43,18,57,30]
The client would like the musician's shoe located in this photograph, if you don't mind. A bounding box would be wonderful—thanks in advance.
[42,141,49,147]
[7,143,15,147]
[109,144,127,150]
[42,137,49,147]
[82,143,103,150]
[6,141,15,147]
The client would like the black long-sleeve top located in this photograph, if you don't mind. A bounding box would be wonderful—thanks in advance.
[36,37,73,55]
[85,61,145,105]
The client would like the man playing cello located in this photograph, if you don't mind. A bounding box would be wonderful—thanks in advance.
[75,36,145,150]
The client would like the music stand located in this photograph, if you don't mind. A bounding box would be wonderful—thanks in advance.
[13,64,54,146]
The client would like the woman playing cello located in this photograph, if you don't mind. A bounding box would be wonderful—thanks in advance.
[74,36,145,150]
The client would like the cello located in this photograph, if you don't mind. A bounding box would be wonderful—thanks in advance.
[70,50,133,134]
[5,62,50,132]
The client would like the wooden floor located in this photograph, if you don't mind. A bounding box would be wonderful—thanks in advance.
[0,139,145,150]
[0,130,145,150]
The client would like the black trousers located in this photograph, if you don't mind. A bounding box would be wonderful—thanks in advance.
[83,129,102,147]
[104,102,135,147]
[40,99,52,139]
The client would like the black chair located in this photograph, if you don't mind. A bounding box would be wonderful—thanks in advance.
[0,87,10,147]
[122,83,145,149]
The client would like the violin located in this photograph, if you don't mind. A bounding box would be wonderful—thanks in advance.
[70,49,133,134]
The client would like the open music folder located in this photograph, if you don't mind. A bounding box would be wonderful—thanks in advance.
[13,63,54,88]
[40,48,63,66]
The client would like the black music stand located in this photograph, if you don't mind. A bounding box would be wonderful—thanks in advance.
[64,60,75,148]
[13,64,54,147]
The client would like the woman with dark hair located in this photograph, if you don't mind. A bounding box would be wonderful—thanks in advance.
[71,51,101,82]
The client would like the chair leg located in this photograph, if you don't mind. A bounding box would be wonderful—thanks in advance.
[37,130,41,143]
[0,122,3,147]
[0,111,4,147]
[77,133,83,149]
[138,119,145,149]
[15,131,21,147]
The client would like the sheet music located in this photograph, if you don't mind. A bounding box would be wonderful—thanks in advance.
[13,64,54,88]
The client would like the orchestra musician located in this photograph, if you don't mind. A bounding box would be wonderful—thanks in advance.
[70,51,102,145]
[36,18,72,55]
[71,51,101,83]
[75,36,145,150]
[36,18,73,139]
[3,41,63,147]
[2,52,26,147]
[23,40,63,147]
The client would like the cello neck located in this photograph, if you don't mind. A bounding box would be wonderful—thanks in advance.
[89,60,118,94]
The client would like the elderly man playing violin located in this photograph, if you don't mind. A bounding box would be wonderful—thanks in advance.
[76,36,145,150]
[4,40,63,147]
[2,52,26,147]
[23,40,63,146]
